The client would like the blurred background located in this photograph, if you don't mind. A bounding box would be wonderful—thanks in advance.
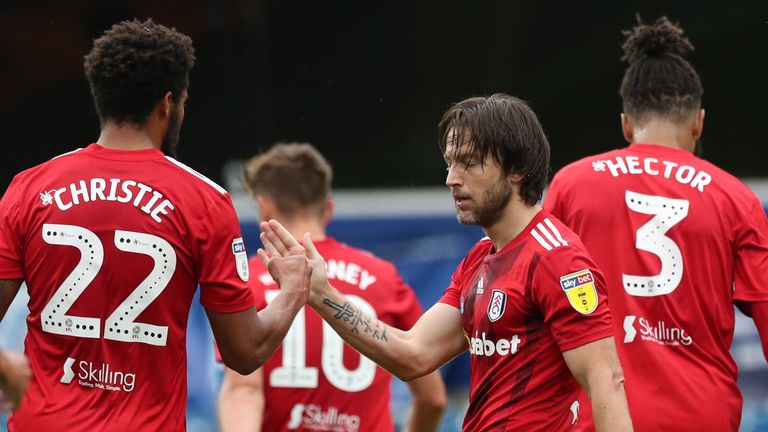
[0,0,765,430]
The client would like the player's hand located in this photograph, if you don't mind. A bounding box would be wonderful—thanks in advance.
[258,220,329,304]
[299,233,330,305]
[257,220,311,302]
[0,350,31,411]
[257,219,306,259]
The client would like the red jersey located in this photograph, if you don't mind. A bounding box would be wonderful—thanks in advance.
[0,144,254,431]
[248,237,423,432]
[439,210,613,431]
[544,143,768,432]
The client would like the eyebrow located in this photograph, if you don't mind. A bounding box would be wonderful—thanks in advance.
[444,150,479,163]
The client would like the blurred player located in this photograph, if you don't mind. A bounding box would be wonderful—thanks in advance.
[217,143,446,432]
[543,16,768,432]
[259,94,633,431]
[0,351,30,411]
[0,19,310,430]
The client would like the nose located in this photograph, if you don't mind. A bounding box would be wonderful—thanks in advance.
[445,165,462,188]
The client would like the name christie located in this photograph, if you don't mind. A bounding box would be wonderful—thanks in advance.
[44,178,175,223]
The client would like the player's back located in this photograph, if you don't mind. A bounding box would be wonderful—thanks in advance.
[544,143,766,431]
[2,144,251,431]
[250,237,423,432]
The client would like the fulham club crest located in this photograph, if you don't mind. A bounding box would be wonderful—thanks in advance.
[487,289,507,322]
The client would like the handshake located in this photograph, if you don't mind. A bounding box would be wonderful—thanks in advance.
[256,219,330,307]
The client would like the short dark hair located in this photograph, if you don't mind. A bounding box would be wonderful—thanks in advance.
[243,143,333,217]
[84,18,195,126]
[438,94,550,206]
[619,16,702,122]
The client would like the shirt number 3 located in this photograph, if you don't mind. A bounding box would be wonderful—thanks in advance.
[623,190,689,297]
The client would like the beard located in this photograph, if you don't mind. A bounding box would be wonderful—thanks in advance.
[161,104,182,158]
[456,176,514,227]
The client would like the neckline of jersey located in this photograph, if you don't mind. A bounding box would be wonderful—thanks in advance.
[628,143,694,158]
[484,209,548,260]
[83,143,165,161]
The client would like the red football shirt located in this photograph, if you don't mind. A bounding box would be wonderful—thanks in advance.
[247,237,423,432]
[0,144,254,431]
[544,143,768,432]
[439,210,613,431]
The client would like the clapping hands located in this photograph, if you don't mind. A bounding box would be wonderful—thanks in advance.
[257,220,329,304]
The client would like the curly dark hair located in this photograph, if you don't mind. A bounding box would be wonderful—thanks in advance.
[243,143,333,217]
[84,18,195,126]
[619,16,702,121]
[438,94,550,206]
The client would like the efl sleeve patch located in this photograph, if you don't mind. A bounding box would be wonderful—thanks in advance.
[231,238,249,282]
[559,269,598,314]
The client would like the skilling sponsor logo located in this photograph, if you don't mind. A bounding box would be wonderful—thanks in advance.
[287,403,360,432]
[60,357,136,392]
[623,315,692,346]
[469,331,521,357]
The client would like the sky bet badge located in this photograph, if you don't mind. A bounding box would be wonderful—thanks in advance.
[560,269,598,314]
[232,238,249,282]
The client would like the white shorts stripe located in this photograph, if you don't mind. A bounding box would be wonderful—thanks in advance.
[537,222,561,247]
[544,218,568,246]
[530,228,553,251]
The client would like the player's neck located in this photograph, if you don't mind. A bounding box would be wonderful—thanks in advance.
[96,123,159,151]
[630,121,695,153]
[484,200,542,253]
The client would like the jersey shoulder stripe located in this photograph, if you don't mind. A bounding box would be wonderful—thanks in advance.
[50,148,84,160]
[530,218,568,251]
[164,156,228,195]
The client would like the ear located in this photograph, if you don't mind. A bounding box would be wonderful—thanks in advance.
[322,197,334,227]
[692,108,705,140]
[159,91,174,119]
[621,113,634,143]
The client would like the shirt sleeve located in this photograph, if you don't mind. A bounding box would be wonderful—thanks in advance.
[531,247,613,352]
[733,198,768,302]
[197,194,255,313]
[0,177,25,279]
[438,257,468,310]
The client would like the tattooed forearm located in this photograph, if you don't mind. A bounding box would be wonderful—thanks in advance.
[0,279,22,322]
[323,298,355,321]
[322,297,389,342]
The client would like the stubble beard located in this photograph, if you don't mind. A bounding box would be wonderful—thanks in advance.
[161,105,182,158]
[456,177,513,228]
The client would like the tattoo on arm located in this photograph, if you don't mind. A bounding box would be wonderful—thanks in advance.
[322,298,388,342]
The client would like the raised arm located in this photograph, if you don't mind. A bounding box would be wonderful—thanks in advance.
[259,219,468,381]
[218,366,264,432]
[562,337,633,432]
[207,252,310,375]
